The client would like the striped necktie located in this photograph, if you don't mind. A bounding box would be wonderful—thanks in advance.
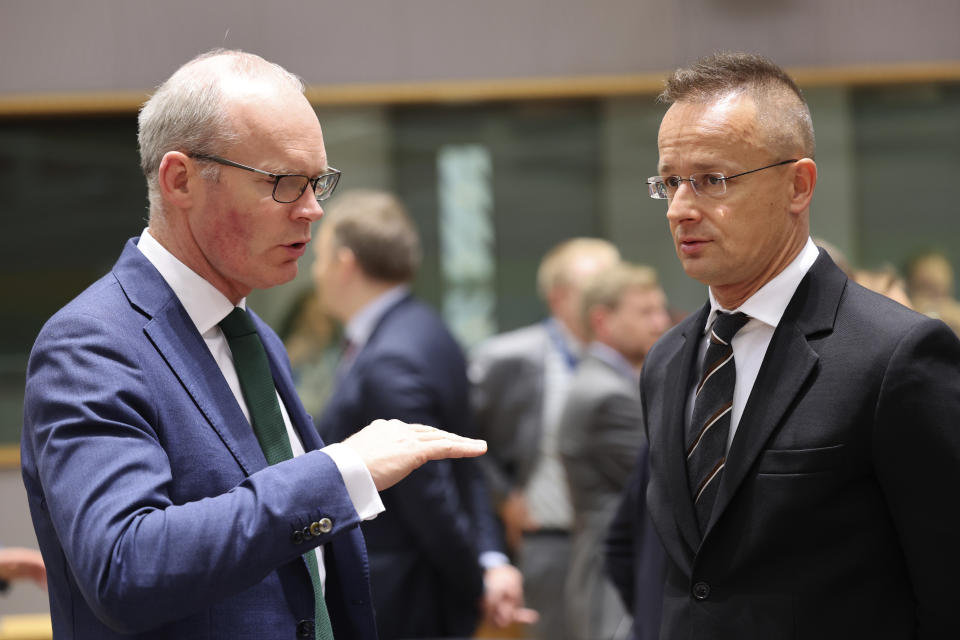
[220,307,335,640]
[685,311,750,536]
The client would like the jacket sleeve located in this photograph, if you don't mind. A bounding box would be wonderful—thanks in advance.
[872,317,960,637]
[21,311,363,634]
[605,465,640,611]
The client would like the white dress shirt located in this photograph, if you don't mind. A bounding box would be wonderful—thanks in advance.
[137,228,384,591]
[687,237,820,451]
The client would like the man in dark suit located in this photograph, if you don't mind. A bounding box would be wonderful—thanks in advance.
[615,52,960,639]
[469,238,619,640]
[21,50,486,640]
[312,190,533,639]
[558,263,669,639]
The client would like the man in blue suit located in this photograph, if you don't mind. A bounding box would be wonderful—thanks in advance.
[312,190,534,639]
[21,50,486,640]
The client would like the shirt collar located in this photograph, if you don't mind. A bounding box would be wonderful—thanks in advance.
[705,236,820,334]
[345,285,410,350]
[587,341,638,383]
[136,228,239,334]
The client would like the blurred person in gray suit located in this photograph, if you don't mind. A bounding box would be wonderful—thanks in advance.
[559,264,670,640]
[470,238,620,640]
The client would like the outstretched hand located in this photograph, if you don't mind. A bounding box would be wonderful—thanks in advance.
[342,419,487,491]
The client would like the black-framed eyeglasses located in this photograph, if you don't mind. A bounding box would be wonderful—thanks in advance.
[190,153,341,203]
[646,159,798,200]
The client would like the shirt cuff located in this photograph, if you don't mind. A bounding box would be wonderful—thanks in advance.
[479,550,510,569]
[321,442,385,521]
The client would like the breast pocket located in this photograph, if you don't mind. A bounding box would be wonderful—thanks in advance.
[756,443,846,475]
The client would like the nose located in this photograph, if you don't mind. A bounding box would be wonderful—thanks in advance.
[292,189,324,224]
[665,181,700,225]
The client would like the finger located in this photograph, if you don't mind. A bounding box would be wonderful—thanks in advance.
[414,428,480,444]
[421,438,487,460]
[512,607,540,624]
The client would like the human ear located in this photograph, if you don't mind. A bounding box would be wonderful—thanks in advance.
[157,151,200,209]
[336,246,359,277]
[789,158,817,213]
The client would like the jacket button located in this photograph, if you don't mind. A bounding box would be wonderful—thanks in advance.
[692,581,710,600]
[318,517,333,533]
[309,521,323,537]
[301,525,312,540]
[296,619,314,637]
[291,530,304,544]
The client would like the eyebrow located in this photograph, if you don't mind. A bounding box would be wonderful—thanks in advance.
[657,161,725,175]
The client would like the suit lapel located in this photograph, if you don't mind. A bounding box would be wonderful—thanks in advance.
[114,240,268,476]
[705,251,846,537]
[659,304,710,555]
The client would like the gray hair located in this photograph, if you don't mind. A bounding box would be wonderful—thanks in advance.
[138,49,305,214]
[660,52,816,160]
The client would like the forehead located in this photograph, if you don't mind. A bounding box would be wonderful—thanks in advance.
[226,87,326,169]
[621,285,664,306]
[657,94,764,171]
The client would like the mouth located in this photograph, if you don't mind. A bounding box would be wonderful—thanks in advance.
[283,238,310,256]
[677,237,710,255]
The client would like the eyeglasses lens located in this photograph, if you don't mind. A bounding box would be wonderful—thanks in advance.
[273,176,309,203]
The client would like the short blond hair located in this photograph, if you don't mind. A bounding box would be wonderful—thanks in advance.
[536,238,620,300]
[580,263,660,337]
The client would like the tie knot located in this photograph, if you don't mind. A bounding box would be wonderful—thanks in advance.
[219,307,257,339]
[711,311,750,345]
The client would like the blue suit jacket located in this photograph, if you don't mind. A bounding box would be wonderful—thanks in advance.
[21,239,378,639]
[316,295,502,640]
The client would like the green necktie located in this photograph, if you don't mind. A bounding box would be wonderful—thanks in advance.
[220,307,334,640]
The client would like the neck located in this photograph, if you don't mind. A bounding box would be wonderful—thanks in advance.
[596,338,644,371]
[339,278,404,323]
[711,233,807,310]
[148,214,249,305]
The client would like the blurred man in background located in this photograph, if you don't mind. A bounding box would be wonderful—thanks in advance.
[312,190,532,639]
[558,263,669,639]
[905,249,960,334]
[469,238,619,640]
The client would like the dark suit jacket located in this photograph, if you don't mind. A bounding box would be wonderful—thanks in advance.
[315,294,502,640]
[21,239,377,639]
[642,251,960,639]
[558,352,653,639]
[605,439,666,640]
